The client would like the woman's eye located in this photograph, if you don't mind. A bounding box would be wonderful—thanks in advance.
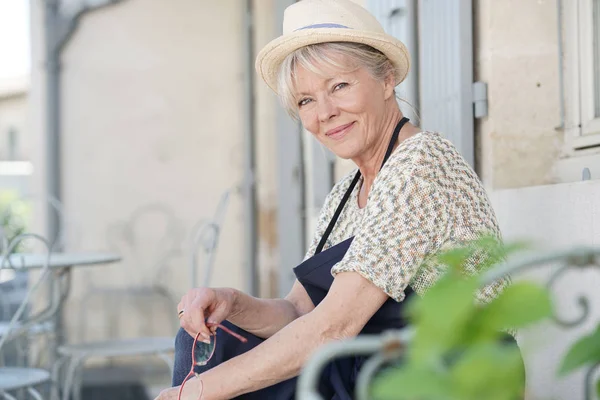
[333,82,348,91]
[298,98,312,107]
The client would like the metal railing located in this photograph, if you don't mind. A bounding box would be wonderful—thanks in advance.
[297,246,600,400]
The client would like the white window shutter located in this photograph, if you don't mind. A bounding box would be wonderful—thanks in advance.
[367,0,420,121]
[418,0,475,166]
[275,0,306,297]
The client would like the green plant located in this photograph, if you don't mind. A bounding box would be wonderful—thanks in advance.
[559,322,600,398]
[371,236,554,400]
[0,191,30,253]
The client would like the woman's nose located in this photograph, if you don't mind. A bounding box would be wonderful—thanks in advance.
[317,97,339,122]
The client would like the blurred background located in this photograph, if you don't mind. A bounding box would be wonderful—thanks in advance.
[0,0,599,398]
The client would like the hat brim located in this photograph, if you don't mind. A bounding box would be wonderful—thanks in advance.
[255,28,411,93]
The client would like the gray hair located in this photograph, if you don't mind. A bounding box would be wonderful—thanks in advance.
[277,42,397,119]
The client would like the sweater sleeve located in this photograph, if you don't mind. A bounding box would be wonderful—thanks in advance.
[331,163,450,302]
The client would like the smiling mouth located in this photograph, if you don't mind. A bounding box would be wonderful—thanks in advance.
[326,122,355,139]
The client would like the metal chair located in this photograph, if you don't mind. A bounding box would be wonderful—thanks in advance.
[54,203,182,400]
[54,191,231,400]
[0,233,58,400]
[188,189,231,288]
[0,194,69,369]
[79,203,185,341]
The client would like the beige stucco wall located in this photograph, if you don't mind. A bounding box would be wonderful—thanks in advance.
[27,0,302,344]
[29,0,273,343]
[474,0,564,190]
[474,3,600,395]
[64,0,247,340]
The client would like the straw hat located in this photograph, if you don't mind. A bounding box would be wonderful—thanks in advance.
[255,0,411,93]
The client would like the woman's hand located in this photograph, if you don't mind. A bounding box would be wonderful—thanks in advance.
[153,386,182,400]
[178,287,236,341]
[154,377,206,400]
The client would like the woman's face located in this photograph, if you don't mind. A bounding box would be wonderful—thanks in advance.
[294,58,396,160]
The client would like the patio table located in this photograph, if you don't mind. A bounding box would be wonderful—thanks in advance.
[0,252,121,361]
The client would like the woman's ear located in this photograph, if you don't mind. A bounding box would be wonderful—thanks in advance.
[383,72,396,100]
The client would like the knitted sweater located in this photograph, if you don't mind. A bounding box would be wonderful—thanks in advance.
[304,131,508,303]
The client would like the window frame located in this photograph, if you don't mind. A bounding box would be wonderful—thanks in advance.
[564,0,600,151]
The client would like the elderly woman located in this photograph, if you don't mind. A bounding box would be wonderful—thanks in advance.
[157,0,514,399]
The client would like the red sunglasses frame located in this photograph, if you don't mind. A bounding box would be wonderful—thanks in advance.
[178,323,247,400]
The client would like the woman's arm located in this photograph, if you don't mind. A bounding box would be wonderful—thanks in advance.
[190,272,388,400]
[228,280,315,338]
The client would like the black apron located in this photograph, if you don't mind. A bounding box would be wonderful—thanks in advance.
[176,117,414,399]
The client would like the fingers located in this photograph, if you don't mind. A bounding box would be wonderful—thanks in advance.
[177,299,184,318]
[205,299,229,327]
[189,295,212,340]
[178,288,212,342]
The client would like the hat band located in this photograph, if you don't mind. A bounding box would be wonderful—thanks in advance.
[294,23,350,32]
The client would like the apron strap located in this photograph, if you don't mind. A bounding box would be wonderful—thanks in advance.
[314,117,410,255]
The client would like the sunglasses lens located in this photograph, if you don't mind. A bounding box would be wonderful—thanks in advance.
[194,335,215,366]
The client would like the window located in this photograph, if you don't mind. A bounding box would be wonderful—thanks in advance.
[592,0,600,118]
[595,0,600,119]
[565,0,600,150]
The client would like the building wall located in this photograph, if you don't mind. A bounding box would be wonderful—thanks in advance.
[474,0,564,190]
[331,0,573,191]
[30,0,259,342]
[490,181,600,399]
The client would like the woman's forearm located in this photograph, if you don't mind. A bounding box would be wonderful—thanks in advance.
[178,274,388,400]
[200,305,335,399]
[226,289,301,338]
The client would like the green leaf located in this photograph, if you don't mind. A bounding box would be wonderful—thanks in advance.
[596,379,600,399]
[409,274,480,361]
[410,274,479,324]
[478,282,552,331]
[559,323,600,375]
[371,364,452,400]
[369,238,538,400]
[450,343,525,400]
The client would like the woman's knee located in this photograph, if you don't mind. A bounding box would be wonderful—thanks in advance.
[172,328,194,386]
[175,327,193,351]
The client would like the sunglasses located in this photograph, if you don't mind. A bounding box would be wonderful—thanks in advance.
[178,322,248,400]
